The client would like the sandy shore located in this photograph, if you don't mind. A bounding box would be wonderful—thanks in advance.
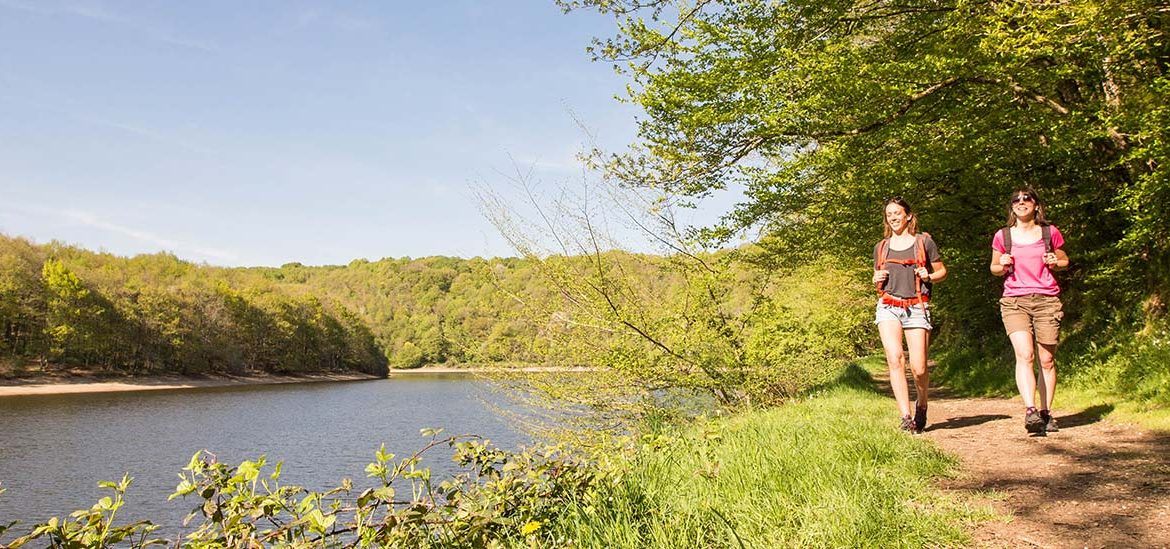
[0,366,595,397]
[0,372,381,398]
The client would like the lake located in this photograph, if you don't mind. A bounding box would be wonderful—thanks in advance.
[0,373,526,540]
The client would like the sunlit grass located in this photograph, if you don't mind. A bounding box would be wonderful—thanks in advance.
[542,367,991,548]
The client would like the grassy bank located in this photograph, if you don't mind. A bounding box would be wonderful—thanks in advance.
[540,365,989,548]
[1051,328,1170,431]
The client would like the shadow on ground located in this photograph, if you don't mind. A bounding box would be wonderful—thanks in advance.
[1057,403,1115,428]
[925,413,1011,431]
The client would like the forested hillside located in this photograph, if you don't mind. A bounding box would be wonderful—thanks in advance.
[0,235,738,377]
[243,256,547,368]
[0,235,556,376]
[0,235,401,377]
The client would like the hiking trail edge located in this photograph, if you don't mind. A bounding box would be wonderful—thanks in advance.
[900,376,1170,548]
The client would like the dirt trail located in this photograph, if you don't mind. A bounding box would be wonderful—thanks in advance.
[914,388,1170,548]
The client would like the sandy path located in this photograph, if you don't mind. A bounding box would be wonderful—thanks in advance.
[919,390,1170,548]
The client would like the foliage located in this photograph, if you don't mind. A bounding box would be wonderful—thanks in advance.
[3,432,611,549]
[560,0,1170,344]
[477,171,872,420]
[4,476,162,548]
[0,236,388,377]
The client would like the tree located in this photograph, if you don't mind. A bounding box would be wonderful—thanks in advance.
[478,165,871,420]
[41,259,116,367]
[0,237,48,360]
[561,0,1170,335]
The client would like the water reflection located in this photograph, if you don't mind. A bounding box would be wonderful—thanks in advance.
[0,374,525,539]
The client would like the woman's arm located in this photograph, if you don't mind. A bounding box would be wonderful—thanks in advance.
[1045,248,1070,271]
[990,249,1011,276]
[920,261,947,283]
[930,261,947,282]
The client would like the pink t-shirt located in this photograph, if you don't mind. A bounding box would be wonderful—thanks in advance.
[991,225,1065,297]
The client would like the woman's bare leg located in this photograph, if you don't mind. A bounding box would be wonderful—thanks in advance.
[1009,330,1037,408]
[1036,342,1057,410]
[905,327,931,407]
[879,320,911,416]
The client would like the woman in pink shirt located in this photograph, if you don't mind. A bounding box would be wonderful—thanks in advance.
[990,187,1070,434]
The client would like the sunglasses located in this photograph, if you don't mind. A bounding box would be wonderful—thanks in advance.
[1011,194,1035,204]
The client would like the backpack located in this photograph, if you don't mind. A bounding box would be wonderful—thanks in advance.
[875,233,930,316]
[1001,225,1053,255]
[1001,225,1052,275]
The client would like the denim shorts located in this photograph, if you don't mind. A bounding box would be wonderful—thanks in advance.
[874,300,932,330]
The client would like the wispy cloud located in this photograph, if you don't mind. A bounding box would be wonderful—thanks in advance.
[291,7,378,33]
[1,202,240,264]
[0,0,124,22]
[78,114,219,156]
[0,0,219,53]
[0,79,219,156]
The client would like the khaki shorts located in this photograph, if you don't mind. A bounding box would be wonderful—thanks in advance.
[1000,294,1063,345]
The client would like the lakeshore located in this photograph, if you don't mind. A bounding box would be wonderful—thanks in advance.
[0,365,593,397]
[0,371,382,398]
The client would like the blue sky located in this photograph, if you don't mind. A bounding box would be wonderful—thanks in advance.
[0,1,740,266]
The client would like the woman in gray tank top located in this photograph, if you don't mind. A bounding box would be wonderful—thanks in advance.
[872,197,947,433]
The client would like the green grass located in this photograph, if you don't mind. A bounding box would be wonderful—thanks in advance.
[1056,331,1170,430]
[540,367,991,548]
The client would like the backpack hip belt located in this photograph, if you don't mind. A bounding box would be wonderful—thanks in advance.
[880,294,930,309]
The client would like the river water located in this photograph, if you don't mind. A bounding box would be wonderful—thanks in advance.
[0,373,526,540]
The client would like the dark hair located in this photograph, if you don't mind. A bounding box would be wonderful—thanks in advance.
[882,196,919,238]
[1005,186,1050,227]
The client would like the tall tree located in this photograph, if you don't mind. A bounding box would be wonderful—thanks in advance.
[562,0,1170,333]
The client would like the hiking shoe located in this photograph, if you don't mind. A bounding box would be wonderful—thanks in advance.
[913,405,928,433]
[1024,407,1045,434]
[900,415,915,432]
[1041,410,1059,433]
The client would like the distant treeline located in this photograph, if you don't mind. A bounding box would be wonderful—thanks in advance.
[0,235,391,376]
[0,235,590,376]
[248,255,552,369]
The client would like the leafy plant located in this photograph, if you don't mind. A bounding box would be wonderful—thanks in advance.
[5,476,162,548]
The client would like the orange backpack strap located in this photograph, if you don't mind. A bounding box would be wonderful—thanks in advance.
[875,238,890,292]
[914,233,929,318]
[915,233,929,266]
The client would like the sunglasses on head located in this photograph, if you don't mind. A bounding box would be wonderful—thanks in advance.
[1011,194,1035,204]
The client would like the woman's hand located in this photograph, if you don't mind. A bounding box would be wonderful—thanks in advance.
[872,270,889,284]
[915,266,930,281]
[999,253,1014,267]
[1043,252,1058,267]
